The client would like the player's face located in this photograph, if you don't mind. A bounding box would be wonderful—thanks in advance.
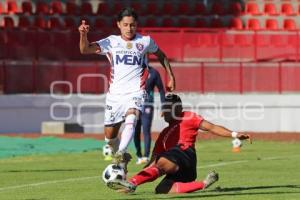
[117,16,137,41]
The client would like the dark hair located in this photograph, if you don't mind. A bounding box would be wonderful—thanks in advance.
[165,93,182,104]
[117,7,138,22]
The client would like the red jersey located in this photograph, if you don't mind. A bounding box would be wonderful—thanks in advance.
[153,111,204,155]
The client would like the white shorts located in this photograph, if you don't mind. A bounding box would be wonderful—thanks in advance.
[104,90,146,125]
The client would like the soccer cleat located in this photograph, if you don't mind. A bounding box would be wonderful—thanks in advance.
[112,151,132,164]
[107,179,136,193]
[203,171,219,189]
[112,151,132,174]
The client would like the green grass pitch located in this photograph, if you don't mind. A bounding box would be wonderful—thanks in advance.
[0,139,299,200]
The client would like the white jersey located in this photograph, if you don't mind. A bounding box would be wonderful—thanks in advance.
[96,33,158,95]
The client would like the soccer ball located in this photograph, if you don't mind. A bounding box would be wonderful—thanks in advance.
[102,144,112,157]
[102,164,126,183]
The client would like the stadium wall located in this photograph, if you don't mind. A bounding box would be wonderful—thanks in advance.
[1,94,300,133]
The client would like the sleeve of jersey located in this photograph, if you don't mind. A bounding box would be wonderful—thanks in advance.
[147,37,158,53]
[192,113,204,129]
[95,37,111,55]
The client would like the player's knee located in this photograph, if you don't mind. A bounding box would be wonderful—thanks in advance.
[156,158,179,174]
[125,114,137,128]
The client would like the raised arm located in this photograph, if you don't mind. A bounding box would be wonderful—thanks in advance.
[199,120,252,142]
[153,48,175,92]
[78,20,100,54]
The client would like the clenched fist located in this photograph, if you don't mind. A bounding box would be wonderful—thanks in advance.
[78,20,89,35]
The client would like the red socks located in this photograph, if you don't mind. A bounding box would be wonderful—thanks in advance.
[129,166,161,186]
[171,181,205,193]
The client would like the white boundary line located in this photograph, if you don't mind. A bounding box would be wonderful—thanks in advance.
[0,176,99,192]
[0,155,299,192]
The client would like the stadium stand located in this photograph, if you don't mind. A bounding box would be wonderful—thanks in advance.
[6,1,18,14]
[18,15,31,29]
[64,16,77,30]
[265,18,279,30]
[194,2,207,15]
[211,2,226,16]
[264,3,279,16]
[283,18,296,30]
[2,0,300,94]
[34,16,47,29]
[229,2,243,16]
[229,17,243,29]
[50,0,63,15]
[281,3,296,16]
[66,0,78,15]
[246,18,261,30]
[36,1,49,15]
[21,1,33,14]
[177,2,191,16]
[245,2,261,15]
[80,1,93,16]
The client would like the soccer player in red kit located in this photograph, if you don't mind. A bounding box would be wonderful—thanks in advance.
[107,93,252,193]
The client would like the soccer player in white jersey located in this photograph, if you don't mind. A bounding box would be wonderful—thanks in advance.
[78,7,176,173]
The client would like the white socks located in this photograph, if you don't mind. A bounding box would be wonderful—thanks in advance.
[105,137,119,154]
[118,114,137,153]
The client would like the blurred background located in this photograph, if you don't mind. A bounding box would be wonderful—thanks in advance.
[1,0,300,134]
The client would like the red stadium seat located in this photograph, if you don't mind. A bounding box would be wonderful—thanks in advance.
[111,2,123,15]
[246,18,261,30]
[161,2,176,15]
[144,16,157,27]
[193,2,207,15]
[144,2,159,15]
[210,17,224,28]
[7,1,18,14]
[64,17,77,30]
[229,17,243,30]
[246,2,261,15]
[80,2,93,15]
[4,16,15,28]
[0,2,2,14]
[283,19,296,30]
[130,2,143,14]
[177,16,192,27]
[66,1,78,15]
[229,2,243,16]
[21,1,32,14]
[34,16,47,29]
[211,2,225,15]
[194,17,208,28]
[161,17,175,27]
[265,19,279,30]
[51,1,63,15]
[281,3,296,16]
[297,4,300,15]
[178,3,191,15]
[264,3,278,16]
[36,1,49,15]
[18,16,31,29]
[96,2,110,15]
[49,17,62,30]
[94,17,108,29]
